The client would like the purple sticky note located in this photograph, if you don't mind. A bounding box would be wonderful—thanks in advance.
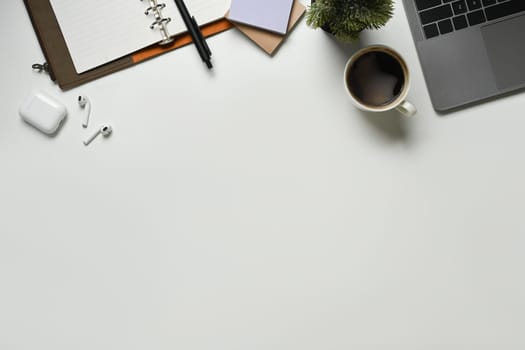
[228,0,294,34]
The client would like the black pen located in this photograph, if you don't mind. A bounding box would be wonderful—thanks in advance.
[174,0,213,69]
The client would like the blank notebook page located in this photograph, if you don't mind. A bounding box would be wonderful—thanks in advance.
[49,0,230,74]
[228,0,293,34]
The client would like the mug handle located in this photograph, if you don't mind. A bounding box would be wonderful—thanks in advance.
[396,100,417,117]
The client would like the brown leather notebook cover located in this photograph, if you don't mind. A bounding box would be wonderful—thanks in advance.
[23,0,233,91]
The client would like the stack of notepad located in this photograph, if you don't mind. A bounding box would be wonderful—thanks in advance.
[227,0,305,55]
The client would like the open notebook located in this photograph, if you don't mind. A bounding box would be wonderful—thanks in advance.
[49,0,230,74]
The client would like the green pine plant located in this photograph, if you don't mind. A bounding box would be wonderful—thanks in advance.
[306,0,394,42]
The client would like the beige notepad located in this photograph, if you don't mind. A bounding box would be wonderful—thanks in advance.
[230,0,305,55]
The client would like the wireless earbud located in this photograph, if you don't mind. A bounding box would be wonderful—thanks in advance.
[83,124,113,146]
[78,95,91,128]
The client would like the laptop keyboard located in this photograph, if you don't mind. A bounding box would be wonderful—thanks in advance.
[417,0,525,39]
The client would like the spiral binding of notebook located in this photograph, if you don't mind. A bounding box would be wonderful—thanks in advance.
[141,0,175,45]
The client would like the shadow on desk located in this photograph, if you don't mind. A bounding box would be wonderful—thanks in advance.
[357,109,410,143]
[322,33,411,144]
[320,31,360,67]
[434,85,525,116]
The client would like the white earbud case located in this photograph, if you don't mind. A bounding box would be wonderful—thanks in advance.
[19,90,67,134]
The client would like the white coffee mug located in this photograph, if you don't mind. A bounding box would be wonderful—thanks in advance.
[344,45,416,117]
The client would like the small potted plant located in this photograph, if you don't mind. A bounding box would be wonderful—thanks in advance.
[306,0,394,42]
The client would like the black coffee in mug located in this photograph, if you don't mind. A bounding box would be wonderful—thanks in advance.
[346,51,405,107]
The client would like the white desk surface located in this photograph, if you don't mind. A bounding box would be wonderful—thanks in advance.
[1,1,524,349]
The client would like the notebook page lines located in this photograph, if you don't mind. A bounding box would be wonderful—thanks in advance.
[49,0,165,73]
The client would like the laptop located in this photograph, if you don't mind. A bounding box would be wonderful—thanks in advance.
[402,0,525,112]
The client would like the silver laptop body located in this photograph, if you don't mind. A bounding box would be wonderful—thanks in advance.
[402,0,525,112]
